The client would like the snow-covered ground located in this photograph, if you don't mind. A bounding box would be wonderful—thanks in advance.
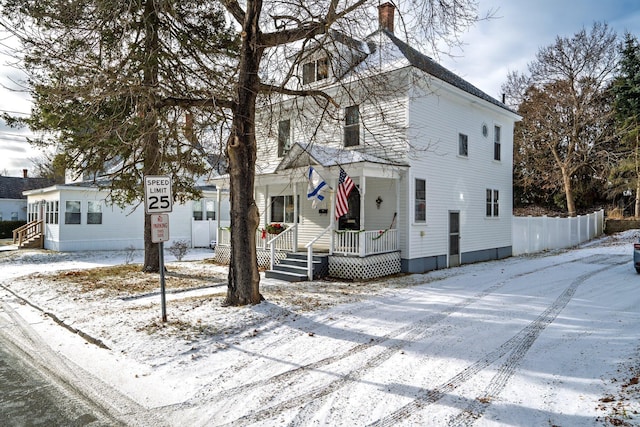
[1,232,639,426]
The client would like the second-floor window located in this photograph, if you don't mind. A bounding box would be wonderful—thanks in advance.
[302,57,328,85]
[278,119,291,157]
[344,105,360,147]
[494,125,501,161]
[458,133,468,157]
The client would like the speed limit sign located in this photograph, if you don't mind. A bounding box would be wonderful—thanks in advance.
[144,176,173,214]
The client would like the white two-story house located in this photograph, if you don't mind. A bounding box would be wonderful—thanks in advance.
[211,3,520,281]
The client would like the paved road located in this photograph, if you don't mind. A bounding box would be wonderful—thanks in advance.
[0,343,105,426]
[0,300,123,426]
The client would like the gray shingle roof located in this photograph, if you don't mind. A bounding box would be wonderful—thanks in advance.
[0,176,56,199]
[375,29,516,114]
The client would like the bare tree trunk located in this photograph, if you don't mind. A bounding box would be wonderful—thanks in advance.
[562,168,577,217]
[635,180,640,218]
[224,0,263,306]
[142,0,161,273]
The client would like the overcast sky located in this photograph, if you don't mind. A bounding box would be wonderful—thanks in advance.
[1,0,640,177]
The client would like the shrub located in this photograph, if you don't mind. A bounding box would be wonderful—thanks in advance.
[167,240,190,261]
[0,221,27,239]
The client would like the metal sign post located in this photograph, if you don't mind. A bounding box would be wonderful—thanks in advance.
[158,242,167,322]
[145,176,172,322]
[151,213,169,322]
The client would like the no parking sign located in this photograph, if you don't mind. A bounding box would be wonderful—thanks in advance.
[151,214,169,243]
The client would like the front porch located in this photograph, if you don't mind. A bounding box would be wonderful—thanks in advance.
[209,142,407,281]
[212,225,401,280]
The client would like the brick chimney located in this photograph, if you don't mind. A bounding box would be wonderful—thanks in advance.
[23,169,28,178]
[378,2,395,33]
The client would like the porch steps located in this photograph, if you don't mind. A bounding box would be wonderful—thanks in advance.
[265,252,329,282]
[19,236,44,249]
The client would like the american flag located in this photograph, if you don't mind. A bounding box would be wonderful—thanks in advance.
[335,167,355,219]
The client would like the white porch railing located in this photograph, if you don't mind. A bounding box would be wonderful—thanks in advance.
[217,226,296,252]
[333,229,398,256]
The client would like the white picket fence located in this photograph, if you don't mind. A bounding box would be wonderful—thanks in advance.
[512,209,605,255]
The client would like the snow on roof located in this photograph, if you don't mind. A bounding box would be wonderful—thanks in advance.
[275,142,406,172]
[343,28,516,115]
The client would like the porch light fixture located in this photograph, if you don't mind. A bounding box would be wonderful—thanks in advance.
[375,196,383,209]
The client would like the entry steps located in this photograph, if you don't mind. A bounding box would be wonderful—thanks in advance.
[265,252,328,282]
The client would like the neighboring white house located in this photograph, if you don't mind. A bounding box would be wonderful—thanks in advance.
[0,171,54,222]
[23,181,230,251]
[210,3,520,280]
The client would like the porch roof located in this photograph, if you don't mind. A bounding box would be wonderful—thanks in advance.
[275,142,407,172]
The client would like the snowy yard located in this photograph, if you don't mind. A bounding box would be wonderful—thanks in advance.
[0,232,639,426]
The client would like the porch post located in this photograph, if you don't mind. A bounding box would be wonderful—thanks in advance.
[264,185,269,250]
[396,177,401,250]
[293,182,299,252]
[216,187,221,247]
[329,177,337,255]
[359,174,366,257]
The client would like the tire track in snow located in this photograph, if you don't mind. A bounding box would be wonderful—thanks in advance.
[202,257,593,426]
[369,258,626,427]
[446,255,628,427]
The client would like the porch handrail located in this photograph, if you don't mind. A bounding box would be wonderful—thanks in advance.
[267,224,297,270]
[304,225,332,281]
[13,220,44,247]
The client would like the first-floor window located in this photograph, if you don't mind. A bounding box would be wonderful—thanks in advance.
[270,195,298,223]
[192,200,203,220]
[486,189,499,217]
[415,178,426,222]
[28,203,38,222]
[11,212,18,221]
[205,200,216,220]
[65,201,81,224]
[52,201,59,224]
[46,201,60,224]
[87,201,102,224]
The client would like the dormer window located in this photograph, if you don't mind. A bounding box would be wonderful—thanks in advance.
[302,57,328,85]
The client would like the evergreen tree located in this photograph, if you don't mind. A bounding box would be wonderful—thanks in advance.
[611,33,640,217]
[1,0,238,271]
